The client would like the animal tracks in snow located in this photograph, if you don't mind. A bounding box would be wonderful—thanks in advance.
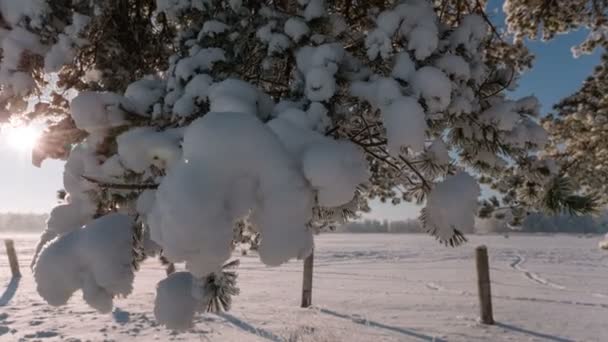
[509,254,566,290]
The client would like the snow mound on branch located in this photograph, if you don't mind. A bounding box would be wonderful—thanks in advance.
[412,66,452,113]
[148,112,314,277]
[117,127,183,173]
[480,97,541,132]
[296,44,345,76]
[199,20,229,38]
[305,67,336,101]
[296,44,344,101]
[208,79,274,119]
[47,200,96,235]
[175,48,225,82]
[124,79,166,115]
[365,29,392,60]
[0,0,49,26]
[365,0,439,60]
[350,77,403,110]
[44,143,100,237]
[34,213,135,313]
[70,92,127,133]
[284,18,309,42]
[382,96,427,155]
[423,172,480,242]
[449,14,488,52]
[396,0,439,60]
[391,52,415,82]
[427,138,450,165]
[435,54,471,81]
[302,141,369,207]
[505,118,548,148]
[154,272,201,331]
[302,0,326,21]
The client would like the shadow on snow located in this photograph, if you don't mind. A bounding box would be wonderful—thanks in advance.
[0,276,20,306]
[317,307,446,342]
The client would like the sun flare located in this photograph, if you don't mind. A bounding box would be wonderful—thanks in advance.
[3,125,42,151]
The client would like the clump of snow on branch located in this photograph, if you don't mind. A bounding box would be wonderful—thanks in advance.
[148,112,316,276]
[34,214,134,313]
[423,172,481,244]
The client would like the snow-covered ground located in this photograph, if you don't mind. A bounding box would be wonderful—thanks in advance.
[1,233,607,341]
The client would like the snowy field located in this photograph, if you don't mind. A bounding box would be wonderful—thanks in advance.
[1,233,607,342]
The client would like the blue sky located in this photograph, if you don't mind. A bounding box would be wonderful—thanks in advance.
[0,4,602,215]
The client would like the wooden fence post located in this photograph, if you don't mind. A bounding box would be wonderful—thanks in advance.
[301,250,314,308]
[5,239,21,278]
[476,245,494,324]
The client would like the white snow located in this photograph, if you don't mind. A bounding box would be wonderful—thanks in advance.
[424,171,480,242]
[301,141,368,207]
[350,77,403,110]
[3,233,607,341]
[116,127,183,173]
[124,79,166,115]
[427,138,450,165]
[148,112,314,277]
[435,54,471,82]
[70,92,127,133]
[412,66,452,113]
[364,29,392,60]
[33,214,135,313]
[199,20,230,38]
[382,96,427,155]
[154,272,201,330]
[303,0,326,21]
[284,18,309,43]
[174,48,225,82]
[449,14,488,52]
[391,52,415,82]
[0,0,48,26]
[305,67,336,101]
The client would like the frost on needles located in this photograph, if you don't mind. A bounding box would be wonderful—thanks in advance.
[0,0,591,330]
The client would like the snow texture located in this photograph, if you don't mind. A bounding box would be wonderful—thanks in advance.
[117,127,183,173]
[34,214,135,313]
[412,66,452,113]
[424,172,480,242]
[382,96,427,155]
[70,92,127,133]
[154,272,201,330]
[148,112,315,277]
[4,233,607,341]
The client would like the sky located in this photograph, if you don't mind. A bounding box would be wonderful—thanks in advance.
[0,3,602,216]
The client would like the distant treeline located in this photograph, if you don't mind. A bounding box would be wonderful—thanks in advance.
[1,211,606,234]
[336,219,422,233]
[0,213,48,232]
[338,213,608,234]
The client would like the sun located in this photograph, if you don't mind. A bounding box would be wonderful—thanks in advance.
[3,125,42,151]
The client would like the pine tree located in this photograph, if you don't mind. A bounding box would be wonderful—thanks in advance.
[502,0,608,205]
[0,0,594,329]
